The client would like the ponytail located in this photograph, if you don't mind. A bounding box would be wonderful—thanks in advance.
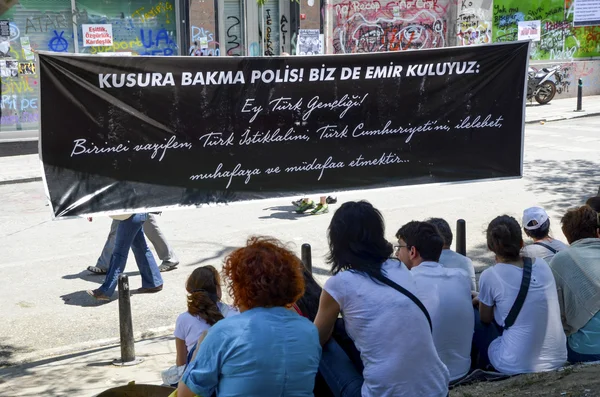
[187,291,224,325]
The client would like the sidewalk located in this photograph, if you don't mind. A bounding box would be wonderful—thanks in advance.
[1,95,599,186]
[0,336,176,397]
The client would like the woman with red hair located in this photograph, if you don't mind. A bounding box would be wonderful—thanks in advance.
[177,236,321,397]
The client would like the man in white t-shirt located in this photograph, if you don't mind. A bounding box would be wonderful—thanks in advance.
[396,221,474,381]
[427,217,477,291]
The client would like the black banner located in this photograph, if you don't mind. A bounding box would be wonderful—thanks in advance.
[39,42,529,218]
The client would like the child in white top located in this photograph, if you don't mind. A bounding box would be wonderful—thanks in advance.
[162,265,237,385]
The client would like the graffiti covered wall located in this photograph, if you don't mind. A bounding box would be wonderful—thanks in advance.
[0,0,177,133]
[456,0,493,46]
[326,0,450,54]
[492,0,600,60]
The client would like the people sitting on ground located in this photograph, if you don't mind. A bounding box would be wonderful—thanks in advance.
[472,215,566,374]
[293,195,337,215]
[521,206,568,263]
[162,265,238,386]
[549,205,600,363]
[87,213,163,301]
[427,217,477,291]
[177,236,321,397]
[396,220,474,382]
[314,201,449,397]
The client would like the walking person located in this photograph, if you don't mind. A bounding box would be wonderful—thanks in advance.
[87,213,179,274]
[87,213,163,301]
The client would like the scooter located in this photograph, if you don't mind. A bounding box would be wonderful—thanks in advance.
[527,66,561,105]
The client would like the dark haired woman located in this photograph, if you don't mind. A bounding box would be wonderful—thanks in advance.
[473,215,566,374]
[314,201,449,397]
[521,206,568,262]
[177,237,320,397]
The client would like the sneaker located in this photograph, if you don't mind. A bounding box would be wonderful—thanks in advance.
[326,196,338,205]
[137,285,163,294]
[159,261,179,272]
[295,199,316,214]
[310,203,329,215]
[291,198,304,207]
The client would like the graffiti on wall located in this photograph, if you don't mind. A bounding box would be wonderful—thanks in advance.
[0,1,178,132]
[190,26,220,56]
[492,0,600,60]
[457,1,491,46]
[329,0,448,54]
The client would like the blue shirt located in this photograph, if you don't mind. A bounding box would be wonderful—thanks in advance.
[182,306,321,397]
[568,311,600,355]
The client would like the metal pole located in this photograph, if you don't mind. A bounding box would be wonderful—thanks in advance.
[113,274,143,366]
[576,78,583,112]
[70,0,80,54]
[301,243,312,273]
[456,219,466,256]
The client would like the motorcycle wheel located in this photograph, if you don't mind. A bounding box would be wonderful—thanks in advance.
[535,81,557,105]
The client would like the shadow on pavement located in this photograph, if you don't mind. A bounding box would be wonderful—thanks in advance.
[259,205,309,220]
[525,159,600,214]
[0,343,32,368]
[62,270,141,283]
[184,245,237,268]
[60,290,115,307]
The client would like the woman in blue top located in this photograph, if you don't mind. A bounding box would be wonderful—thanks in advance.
[177,236,321,397]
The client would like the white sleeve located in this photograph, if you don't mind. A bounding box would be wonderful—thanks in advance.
[174,313,187,340]
[478,269,496,307]
[324,273,347,309]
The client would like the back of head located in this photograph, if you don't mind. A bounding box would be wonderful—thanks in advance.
[522,206,551,240]
[561,205,599,244]
[295,267,323,322]
[486,215,523,261]
[426,218,453,247]
[186,265,224,325]
[586,197,600,213]
[223,236,305,310]
[327,200,393,276]
[396,221,444,262]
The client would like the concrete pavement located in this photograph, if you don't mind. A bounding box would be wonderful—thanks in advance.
[1,116,600,396]
[1,95,600,185]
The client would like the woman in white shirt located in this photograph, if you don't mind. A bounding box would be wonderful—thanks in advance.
[473,215,567,374]
[314,201,449,397]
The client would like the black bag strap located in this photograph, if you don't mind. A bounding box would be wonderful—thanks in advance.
[372,273,432,332]
[503,257,533,330]
[533,241,558,254]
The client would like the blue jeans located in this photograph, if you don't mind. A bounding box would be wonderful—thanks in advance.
[472,308,502,370]
[319,338,363,397]
[96,213,177,269]
[98,213,163,296]
[567,342,600,363]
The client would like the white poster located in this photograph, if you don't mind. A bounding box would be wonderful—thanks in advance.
[574,0,600,27]
[82,24,113,47]
[297,29,322,55]
[517,20,541,42]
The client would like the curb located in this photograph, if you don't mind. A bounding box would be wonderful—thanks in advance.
[0,176,42,186]
[525,111,600,124]
[1,325,175,368]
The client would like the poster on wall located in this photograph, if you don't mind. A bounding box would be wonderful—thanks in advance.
[297,29,322,55]
[20,37,35,61]
[82,24,114,47]
[574,0,600,26]
[517,21,541,41]
[38,42,530,218]
[0,60,18,77]
[18,62,36,75]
